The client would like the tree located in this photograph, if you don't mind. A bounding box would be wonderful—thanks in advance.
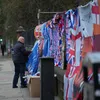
[0,0,90,42]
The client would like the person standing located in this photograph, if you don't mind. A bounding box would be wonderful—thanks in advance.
[12,36,31,88]
[1,42,6,56]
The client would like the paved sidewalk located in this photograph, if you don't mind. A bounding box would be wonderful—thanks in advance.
[0,53,59,100]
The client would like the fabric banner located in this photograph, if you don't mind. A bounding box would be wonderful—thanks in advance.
[92,5,100,35]
[75,38,81,66]
[41,23,50,56]
[34,24,43,39]
[81,37,92,57]
[92,6,100,14]
[26,40,39,75]
[98,0,100,6]
[93,35,100,51]
[93,24,100,35]
[78,2,93,37]
[64,75,68,100]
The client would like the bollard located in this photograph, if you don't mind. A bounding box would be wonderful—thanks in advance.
[83,52,100,100]
[40,57,54,100]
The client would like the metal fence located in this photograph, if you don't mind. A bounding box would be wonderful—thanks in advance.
[22,28,36,50]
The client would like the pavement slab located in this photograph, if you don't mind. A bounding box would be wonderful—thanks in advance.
[1,98,24,100]
[0,54,60,100]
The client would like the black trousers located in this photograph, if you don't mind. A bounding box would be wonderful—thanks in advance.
[1,49,4,56]
[13,63,26,87]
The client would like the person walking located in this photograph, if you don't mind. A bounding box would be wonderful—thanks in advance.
[1,42,6,56]
[12,36,31,88]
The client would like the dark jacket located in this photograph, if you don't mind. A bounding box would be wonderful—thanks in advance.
[1,44,6,51]
[12,41,31,63]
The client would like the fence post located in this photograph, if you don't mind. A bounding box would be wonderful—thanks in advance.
[40,57,54,100]
[83,52,100,100]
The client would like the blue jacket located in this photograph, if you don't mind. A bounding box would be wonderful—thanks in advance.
[12,41,30,63]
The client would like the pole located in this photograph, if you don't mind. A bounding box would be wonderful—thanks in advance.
[40,11,63,14]
[37,9,64,25]
[63,14,67,70]
[37,9,40,25]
